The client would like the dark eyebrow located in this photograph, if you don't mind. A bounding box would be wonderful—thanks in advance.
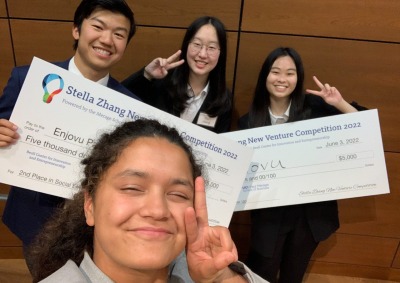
[270,67,296,72]
[192,37,219,45]
[172,178,194,190]
[89,16,129,34]
[115,169,148,179]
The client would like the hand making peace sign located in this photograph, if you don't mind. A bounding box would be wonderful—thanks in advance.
[143,50,185,80]
[184,177,247,283]
[306,76,357,113]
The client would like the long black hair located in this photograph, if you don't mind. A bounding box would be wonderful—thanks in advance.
[248,47,307,128]
[167,16,230,117]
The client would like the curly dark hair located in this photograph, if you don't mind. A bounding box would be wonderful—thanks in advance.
[28,118,202,282]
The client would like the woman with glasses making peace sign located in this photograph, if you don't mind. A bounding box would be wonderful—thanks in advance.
[122,16,232,133]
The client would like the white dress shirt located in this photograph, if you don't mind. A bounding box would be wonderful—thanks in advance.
[180,82,209,122]
[68,57,109,86]
[269,102,291,125]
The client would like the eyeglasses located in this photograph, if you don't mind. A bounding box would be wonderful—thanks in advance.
[189,41,220,56]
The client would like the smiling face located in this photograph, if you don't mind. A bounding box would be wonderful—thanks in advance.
[72,8,130,81]
[186,24,220,81]
[84,137,194,281]
[266,55,298,102]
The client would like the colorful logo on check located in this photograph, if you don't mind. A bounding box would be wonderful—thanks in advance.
[42,74,64,103]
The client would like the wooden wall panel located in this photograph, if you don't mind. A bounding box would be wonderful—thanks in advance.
[392,246,400,271]
[8,22,238,89]
[7,0,78,20]
[0,0,6,17]
[242,0,400,42]
[0,184,22,259]
[0,19,14,94]
[112,27,186,81]
[307,261,400,281]
[7,0,241,30]
[393,247,400,269]
[1,0,400,280]
[0,220,21,247]
[0,259,30,282]
[10,20,74,66]
[312,233,398,267]
[127,0,241,30]
[112,26,238,89]
[0,247,23,259]
[338,153,400,237]
[234,33,400,152]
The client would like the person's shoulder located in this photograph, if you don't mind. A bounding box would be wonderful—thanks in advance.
[39,260,87,283]
[108,76,142,101]
[304,93,347,118]
[304,93,325,106]
[168,252,194,283]
[51,60,70,69]
[11,59,69,75]
[228,261,269,283]
[9,64,31,77]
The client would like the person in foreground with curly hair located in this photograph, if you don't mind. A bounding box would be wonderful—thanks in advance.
[28,118,267,283]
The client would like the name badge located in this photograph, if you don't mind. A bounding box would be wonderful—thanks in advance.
[197,112,217,127]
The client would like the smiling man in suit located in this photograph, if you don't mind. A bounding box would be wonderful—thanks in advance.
[0,0,139,272]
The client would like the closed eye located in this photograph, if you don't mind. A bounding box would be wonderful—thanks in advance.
[114,31,126,39]
[120,186,144,194]
[92,24,103,31]
[168,192,191,202]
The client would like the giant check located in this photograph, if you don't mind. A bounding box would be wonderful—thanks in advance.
[222,110,390,211]
[0,57,254,227]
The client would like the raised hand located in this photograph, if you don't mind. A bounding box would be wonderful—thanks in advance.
[306,76,357,113]
[306,75,345,106]
[184,177,246,283]
[143,50,185,80]
[0,119,19,147]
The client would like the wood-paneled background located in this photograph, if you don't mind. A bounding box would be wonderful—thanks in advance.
[1,0,399,280]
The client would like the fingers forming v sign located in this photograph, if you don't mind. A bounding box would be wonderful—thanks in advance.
[185,177,238,282]
[164,50,185,71]
[144,50,185,80]
[306,75,343,106]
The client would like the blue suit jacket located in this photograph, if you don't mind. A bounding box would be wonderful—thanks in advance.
[1,59,140,246]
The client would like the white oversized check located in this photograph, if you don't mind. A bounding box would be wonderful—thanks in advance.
[0,57,254,227]
[222,110,390,211]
